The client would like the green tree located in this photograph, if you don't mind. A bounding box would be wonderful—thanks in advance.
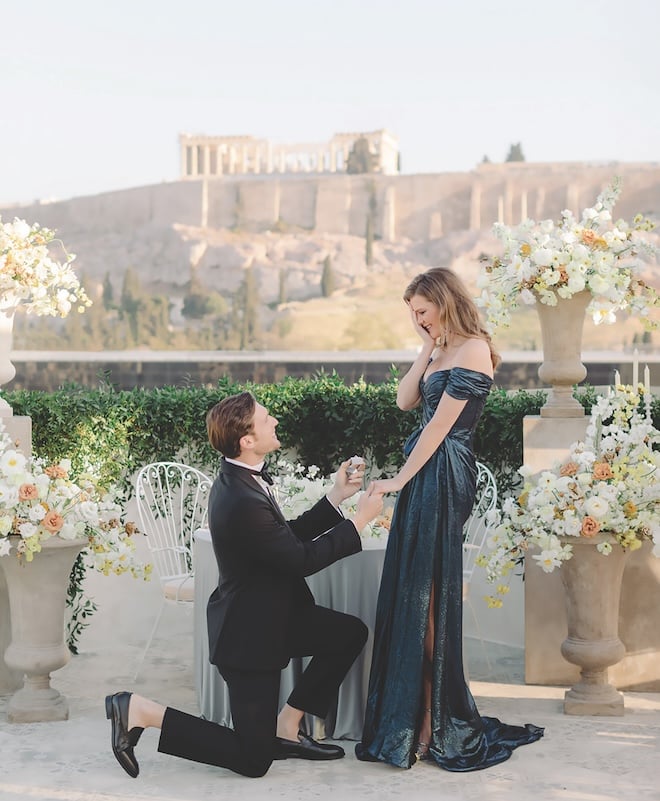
[278,268,288,305]
[505,142,525,162]
[365,215,374,266]
[321,255,336,297]
[365,183,377,266]
[234,264,260,349]
[346,137,376,174]
[119,267,144,345]
[102,273,115,310]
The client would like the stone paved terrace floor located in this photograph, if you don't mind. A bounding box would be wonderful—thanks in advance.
[1,557,659,801]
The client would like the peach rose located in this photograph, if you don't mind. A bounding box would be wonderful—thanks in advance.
[581,516,600,538]
[560,461,579,477]
[592,462,614,481]
[45,465,67,479]
[581,229,597,245]
[18,483,39,501]
[42,510,64,533]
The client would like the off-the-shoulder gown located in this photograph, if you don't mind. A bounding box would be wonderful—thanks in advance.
[356,367,543,771]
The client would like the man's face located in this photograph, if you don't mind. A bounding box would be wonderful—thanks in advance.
[244,402,280,458]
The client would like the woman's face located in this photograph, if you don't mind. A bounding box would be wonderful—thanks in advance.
[409,293,443,340]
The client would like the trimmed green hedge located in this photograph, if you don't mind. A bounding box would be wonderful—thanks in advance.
[5,375,658,500]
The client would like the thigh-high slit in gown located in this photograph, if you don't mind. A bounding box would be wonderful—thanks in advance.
[356,367,544,771]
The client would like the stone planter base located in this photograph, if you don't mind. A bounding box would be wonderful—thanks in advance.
[564,673,624,716]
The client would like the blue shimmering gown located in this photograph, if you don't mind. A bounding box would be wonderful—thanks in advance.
[357,367,543,771]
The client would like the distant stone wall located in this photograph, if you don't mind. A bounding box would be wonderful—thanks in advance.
[6,161,660,245]
[6,354,648,392]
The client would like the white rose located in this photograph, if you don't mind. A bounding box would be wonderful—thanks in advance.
[18,522,38,539]
[584,496,610,519]
[532,248,554,267]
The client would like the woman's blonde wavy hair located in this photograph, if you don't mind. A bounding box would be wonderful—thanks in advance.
[403,267,501,369]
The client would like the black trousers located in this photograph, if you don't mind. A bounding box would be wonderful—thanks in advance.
[158,605,368,777]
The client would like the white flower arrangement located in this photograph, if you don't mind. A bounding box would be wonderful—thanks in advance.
[0,216,90,316]
[479,383,659,607]
[475,178,660,332]
[0,423,150,580]
[272,460,392,540]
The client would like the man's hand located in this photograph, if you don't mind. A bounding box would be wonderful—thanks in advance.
[350,484,384,533]
[326,457,366,507]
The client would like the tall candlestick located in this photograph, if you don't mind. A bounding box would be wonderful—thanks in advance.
[614,369,621,387]
[632,348,639,389]
[644,365,652,422]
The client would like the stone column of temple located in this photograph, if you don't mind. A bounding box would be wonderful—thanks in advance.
[520,190,528,221]
[266,143,274,173]
[253,145,261,174]
[190,145,199,177]
[504,182,514,225]
[279,150,287,173]
[329,145,337,172]
[240,145,248,174]
[469,183,482,230]
[535,186,545,218]
[202,145,210,176]
[228,146,237,174]
[216,146,223,176]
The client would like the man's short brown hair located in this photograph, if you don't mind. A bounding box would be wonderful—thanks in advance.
[206,392,256,458]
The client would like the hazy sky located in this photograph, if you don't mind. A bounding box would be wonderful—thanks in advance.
[2,0,659,206]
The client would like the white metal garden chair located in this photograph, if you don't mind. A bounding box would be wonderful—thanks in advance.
[134,461,213,678]
[462,461,498,676]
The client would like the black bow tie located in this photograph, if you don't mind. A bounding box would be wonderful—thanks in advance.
[245,465,274,485]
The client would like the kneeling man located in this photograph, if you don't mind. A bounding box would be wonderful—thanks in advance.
[105,391,382,779]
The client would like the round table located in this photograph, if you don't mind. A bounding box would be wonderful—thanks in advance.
[193,528,387,739]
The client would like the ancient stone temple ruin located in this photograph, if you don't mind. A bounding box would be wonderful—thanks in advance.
[179,130,400,178]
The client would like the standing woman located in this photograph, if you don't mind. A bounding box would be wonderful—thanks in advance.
[356,267,543,771]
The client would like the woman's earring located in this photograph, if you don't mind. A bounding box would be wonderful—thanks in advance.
[435,328,449,349]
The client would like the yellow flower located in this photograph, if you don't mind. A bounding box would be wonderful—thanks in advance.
[622,501,637,518]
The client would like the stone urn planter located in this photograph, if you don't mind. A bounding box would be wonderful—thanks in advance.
[0,536,88,722]
[559,533,628,715]
[535,290,591,418]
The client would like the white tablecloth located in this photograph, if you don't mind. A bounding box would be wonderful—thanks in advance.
[193,528,387,739]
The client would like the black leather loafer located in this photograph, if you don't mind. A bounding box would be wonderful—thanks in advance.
[105,692,144,778]
[274,731,345,761]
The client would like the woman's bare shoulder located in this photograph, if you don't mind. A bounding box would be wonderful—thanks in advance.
[454,337,493,376]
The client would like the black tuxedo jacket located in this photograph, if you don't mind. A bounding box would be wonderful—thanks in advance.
[206,459,362,671]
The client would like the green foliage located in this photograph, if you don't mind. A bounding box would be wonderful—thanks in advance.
[321,255,336,297]
[278,268,288,304]
[505,142,525,162]
[66,554,97,654]
[346,137,376,174]
[6,378,647,507]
